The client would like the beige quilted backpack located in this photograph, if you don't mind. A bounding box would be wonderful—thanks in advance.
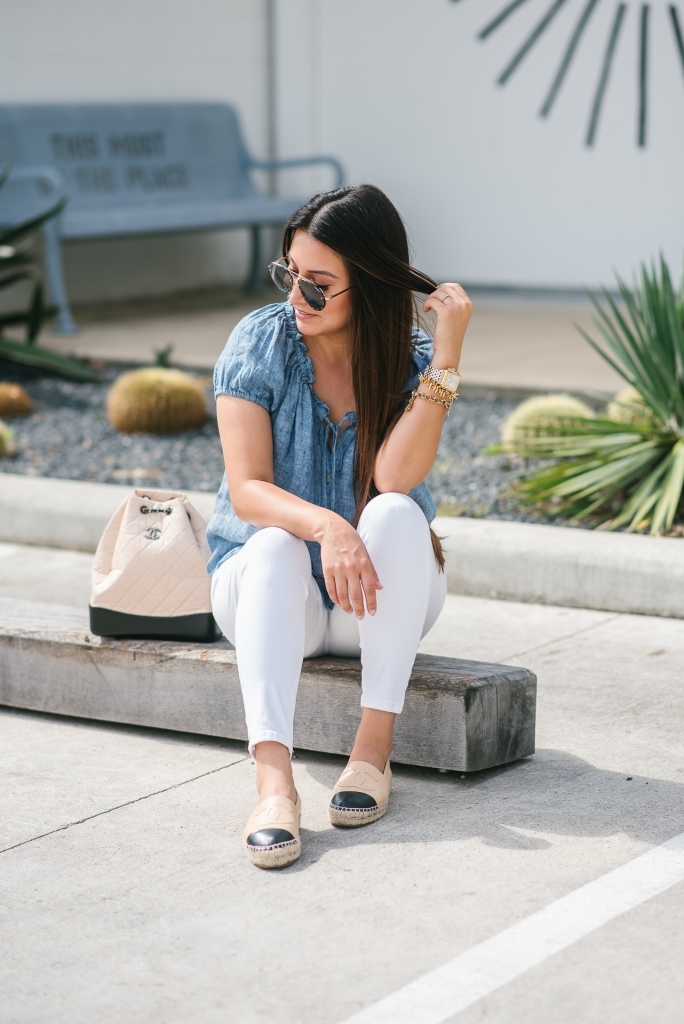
[89,489,220,642]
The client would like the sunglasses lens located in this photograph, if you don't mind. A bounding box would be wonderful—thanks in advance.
[270,262,292,293]
[298,278,326,311]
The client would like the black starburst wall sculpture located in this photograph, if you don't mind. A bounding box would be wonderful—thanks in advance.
[450,0,684,147]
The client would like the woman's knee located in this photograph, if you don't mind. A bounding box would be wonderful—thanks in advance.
[244,526,309,571]
[237,528,312,597]
[358,492,426,535]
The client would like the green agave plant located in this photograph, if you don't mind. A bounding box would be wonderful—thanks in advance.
[0,164,95,381]
[511,256,684,535]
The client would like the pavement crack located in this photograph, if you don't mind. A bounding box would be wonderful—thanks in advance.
[502,613,621,663]
[0,756,249,855]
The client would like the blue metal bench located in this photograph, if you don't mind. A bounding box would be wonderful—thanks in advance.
[0,103,344,333]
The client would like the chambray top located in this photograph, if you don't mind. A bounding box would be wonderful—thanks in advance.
[206,302,436,609]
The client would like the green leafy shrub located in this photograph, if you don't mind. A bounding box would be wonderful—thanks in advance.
[107,368,207,434]
[509,257,684,535]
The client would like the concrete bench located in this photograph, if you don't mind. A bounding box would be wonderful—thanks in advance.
[0,103,344,333]
[0,598,536,772]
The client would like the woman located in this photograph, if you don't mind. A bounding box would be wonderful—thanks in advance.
[207,184,472,868]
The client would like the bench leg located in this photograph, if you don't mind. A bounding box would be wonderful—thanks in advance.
[245,224,263,294]
[42,220,77,334]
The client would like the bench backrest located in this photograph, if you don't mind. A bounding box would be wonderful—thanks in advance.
[0,103,257,210]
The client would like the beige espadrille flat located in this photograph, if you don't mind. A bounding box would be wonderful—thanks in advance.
[243,792,302,868]
[329,760,392,827]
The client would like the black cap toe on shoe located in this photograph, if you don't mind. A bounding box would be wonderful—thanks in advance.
[331,791,378,810]
[247,828,294,848]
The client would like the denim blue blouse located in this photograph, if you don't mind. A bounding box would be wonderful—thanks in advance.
[206,301,436,609]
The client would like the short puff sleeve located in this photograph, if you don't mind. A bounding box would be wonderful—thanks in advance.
[213,303,289,413]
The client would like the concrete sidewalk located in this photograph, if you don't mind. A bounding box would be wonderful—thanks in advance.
[1,543,683,1023]
[39,291,623,393]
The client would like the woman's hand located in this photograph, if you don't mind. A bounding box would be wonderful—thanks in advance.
[423,283,473,369]
[317,514,382,618]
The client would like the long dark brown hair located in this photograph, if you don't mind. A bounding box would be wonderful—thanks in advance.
[282,184,444,568]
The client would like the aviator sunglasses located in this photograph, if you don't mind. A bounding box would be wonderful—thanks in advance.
[268,259,351,312]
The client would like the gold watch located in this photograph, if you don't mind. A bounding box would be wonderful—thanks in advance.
[423,366,461,396]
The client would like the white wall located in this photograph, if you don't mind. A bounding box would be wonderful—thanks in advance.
[1,0,269,302]
[277,0,684,289]
[4,0,683,299]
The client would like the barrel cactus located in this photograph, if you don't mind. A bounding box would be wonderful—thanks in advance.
[606,386,654,427]
[0,419,13,457]
[107,368,207,434]
[501,394,594,450]
[0,382,31,417]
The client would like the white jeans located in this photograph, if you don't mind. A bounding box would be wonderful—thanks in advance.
[211,492,446,754]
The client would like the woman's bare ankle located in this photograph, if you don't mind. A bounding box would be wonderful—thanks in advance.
[254,741,297,802]
[348,708,395,773]
[348,739,392,773]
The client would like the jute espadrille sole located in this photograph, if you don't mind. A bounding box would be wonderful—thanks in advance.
[245,835,301,869]
[328,798,389,828]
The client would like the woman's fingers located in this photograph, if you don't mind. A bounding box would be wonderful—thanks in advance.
[360,575,376,616]
[348,578,366,619]
[330,569,382,618]
[320,526,384,618]
[360,562,382,616]
[336,576,353,614]
[423,282,473,317]
[324,572,340,608]
[424,282,473,366]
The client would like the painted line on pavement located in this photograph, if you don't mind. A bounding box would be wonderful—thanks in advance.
[342,830,684,1024]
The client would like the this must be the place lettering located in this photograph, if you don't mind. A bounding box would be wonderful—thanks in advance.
[50,133,100,161]
[108,131,166,159]
[75,167,117,193]
[125,164,189,191]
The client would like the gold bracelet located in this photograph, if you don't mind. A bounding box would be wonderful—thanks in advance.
[419,371,459,402]
[405,388,452,414]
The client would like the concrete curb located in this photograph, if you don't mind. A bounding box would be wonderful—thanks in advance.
[437,516,684,619]
[1,473,682,618]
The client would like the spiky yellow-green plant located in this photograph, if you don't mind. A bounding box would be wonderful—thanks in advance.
[501,394,594,450]
[511,257,684,535]
[107,368,206,434]
[606,386,654,427]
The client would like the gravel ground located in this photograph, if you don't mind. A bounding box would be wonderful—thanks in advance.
[0,361,547,522]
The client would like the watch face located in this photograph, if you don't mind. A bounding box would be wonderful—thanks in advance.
[443,370,460,392]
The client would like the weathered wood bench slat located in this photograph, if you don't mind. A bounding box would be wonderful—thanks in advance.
[0,599,536,773]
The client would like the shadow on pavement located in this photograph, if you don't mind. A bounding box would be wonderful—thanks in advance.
[293,748,684,870]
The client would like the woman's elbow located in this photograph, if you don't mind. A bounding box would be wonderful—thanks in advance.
[373,471,411,495]
[229,480,259,521]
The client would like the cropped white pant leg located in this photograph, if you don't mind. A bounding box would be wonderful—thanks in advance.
[210,493,446,755]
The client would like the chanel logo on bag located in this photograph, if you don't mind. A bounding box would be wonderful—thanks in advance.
[144,526,162,541]
[140,505,172,515]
